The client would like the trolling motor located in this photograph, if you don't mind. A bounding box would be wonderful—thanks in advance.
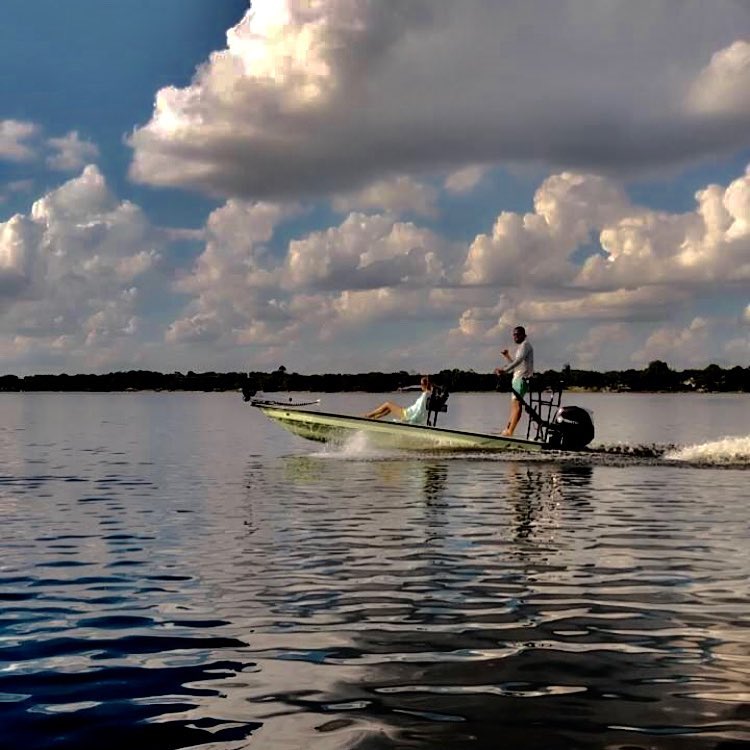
[513,377,595,451]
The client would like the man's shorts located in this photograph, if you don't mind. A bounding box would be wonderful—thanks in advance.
[511,377,528,401]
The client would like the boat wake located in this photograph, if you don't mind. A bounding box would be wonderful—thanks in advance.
[543,435,750,468]
[311,430,400,459]
[308,432,750,468]
[663,435,750,466]
[589,442,677,459]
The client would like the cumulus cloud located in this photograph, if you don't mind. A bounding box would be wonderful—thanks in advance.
[687,40,750,117]
[457,167,750,298]
[175,199,291,298]
[165,311,224,346]
[6,160,748,372]
[283,213,451,291]
[446,166,750,367]
[166,201,460,356]
[632,317,712,366]
[0,120,39,162]
[167,199,294,347]
[578,167,750,289]
[332,175,437,216]
[0,214,40,295]
[130,0,750,200]
[462,173,631,287]
[46,131,100,172]
[0,166,167,370]
[161,163,750,371]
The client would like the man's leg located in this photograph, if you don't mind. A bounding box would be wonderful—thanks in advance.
[501,396,522,436]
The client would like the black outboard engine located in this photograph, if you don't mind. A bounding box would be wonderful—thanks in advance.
[546,406,595,450]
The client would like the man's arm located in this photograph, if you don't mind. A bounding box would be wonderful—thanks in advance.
[494,347,512,375]
[501,342,528,372]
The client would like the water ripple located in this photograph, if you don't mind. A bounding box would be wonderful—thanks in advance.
[1,394,748,749]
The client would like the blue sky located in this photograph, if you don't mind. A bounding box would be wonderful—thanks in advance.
[1,1,749,375]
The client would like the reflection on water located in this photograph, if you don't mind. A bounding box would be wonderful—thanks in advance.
[234,455,748,749]
[0,393,748,749]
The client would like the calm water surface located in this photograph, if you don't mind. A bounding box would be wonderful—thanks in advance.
[0,392,748,749]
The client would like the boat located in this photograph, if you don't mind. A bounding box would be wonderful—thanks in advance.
[244,380,595,453]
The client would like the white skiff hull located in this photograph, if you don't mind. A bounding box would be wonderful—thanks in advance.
[254,403,545,452]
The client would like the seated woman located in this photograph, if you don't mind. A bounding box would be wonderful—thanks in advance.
[364,376,432,425]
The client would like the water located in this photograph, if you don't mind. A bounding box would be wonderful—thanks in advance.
[0,392,748,749]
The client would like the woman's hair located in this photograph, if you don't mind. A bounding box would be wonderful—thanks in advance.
[421,375,431,388]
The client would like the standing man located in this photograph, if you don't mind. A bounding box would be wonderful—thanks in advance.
[494,326,534,436]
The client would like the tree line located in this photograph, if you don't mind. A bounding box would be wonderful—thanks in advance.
[0,360,746,393]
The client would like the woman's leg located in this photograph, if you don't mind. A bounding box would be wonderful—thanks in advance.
[365,401,405,420]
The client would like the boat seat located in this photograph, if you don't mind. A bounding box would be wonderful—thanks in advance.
[426,385,449,426]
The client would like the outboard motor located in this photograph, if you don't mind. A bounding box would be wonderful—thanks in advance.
[546,405,595,450]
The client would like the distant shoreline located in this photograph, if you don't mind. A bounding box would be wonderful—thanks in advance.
[0,362,746,395]
[0,388,744,395]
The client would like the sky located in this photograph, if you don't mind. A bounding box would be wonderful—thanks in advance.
[1,0,749,377]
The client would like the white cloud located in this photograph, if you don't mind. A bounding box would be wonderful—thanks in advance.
[83,289,139,347]
[445,166,750,368]
[518,287,687,323]
[686,40,750,117]
[46,131,100,172]
[284,212,451,291]
[578,167,750,289]
[167,199,294,348]
[444,166,486,195]
[6,159,748,373]
[129,1,750,200]
[167,202,460,355]
[457,166,750,297]
[332,175,437,216]
[0,214,40,295]
[165,311,223,345]
[567,323,634,370]
[0,166,167,370]
[161,164,750,371]
[174,199,290,298]
[330,286,457,328]
[632,317,711,367]
[451,297,514,341]
[0,120,39,162]
[462,172,630,287]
